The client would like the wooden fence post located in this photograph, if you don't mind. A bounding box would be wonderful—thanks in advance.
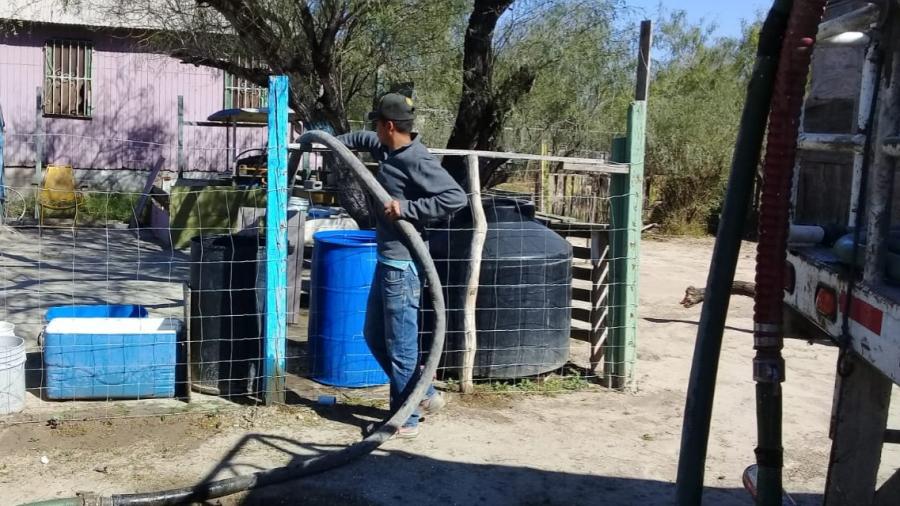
[264,75,289,405]
[462,154,487,394]
[540,139,550,212]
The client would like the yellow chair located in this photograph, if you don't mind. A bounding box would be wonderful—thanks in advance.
[37,164,84,231]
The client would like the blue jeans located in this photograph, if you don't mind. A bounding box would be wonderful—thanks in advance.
[365,262,435,428]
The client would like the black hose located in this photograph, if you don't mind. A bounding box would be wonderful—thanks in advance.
[675,1,793,504]
[20,131,448,506]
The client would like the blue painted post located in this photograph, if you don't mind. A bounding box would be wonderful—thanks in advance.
[265,75,289,404]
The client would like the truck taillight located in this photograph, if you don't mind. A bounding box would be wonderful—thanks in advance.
[784,261,795,294]
[815,284,837,321]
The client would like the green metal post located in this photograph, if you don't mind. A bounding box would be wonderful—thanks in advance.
[605,20,651,390]
[608,101,646,389]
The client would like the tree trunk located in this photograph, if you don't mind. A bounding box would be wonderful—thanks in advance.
[443,0,536,190]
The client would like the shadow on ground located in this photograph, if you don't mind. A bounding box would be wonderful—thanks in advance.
[193,432,823,506]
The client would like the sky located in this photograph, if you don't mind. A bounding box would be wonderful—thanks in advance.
[627,0,773,38]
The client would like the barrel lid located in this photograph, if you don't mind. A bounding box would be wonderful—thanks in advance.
[313,229,376,247]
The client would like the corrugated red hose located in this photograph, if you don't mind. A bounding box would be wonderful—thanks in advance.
[753,0,826,503]
[755,1,825,335]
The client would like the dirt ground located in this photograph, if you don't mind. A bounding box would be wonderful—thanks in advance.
[2,234,899,505]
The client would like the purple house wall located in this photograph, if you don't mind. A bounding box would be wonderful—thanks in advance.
[0,23,267,189]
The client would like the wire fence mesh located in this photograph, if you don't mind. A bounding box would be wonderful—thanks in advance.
[0,127,638,424]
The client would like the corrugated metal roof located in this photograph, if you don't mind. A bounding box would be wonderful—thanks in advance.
[0,0,163,30]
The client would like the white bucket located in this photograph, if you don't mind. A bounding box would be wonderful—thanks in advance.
[0,335,26,415]
[0,321,14,336]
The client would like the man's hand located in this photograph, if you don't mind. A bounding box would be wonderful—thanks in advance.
[384,200,403,221]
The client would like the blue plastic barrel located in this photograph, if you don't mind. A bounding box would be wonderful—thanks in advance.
[45,304,148,322]
[308,230,388,387]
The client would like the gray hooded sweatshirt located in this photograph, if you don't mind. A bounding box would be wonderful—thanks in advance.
[337,131,468,262]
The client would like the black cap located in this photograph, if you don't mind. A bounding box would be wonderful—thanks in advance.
[368,93,416,121]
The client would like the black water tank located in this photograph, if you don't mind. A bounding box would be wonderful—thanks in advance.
[189,234,262,397]
[429,198,573,378]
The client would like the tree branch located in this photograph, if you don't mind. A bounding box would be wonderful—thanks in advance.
[171,50,268,87]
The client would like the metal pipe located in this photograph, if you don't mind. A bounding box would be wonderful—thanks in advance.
[797,133,865,152]
[788,224,825,244]
[675,1,793,504]
[849,43,880,228]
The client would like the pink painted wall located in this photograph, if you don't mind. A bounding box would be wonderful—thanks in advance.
[0,24,267,184]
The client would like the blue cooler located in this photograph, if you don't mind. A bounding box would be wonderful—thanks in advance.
[43,318,180,400]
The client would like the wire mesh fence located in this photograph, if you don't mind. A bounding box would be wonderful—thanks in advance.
[0,123,640,424]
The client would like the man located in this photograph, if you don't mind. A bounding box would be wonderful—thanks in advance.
[338,93,467,438]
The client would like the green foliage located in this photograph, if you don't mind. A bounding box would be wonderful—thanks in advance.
[498,0,633,156]
[476,374,592,394]
[645,12,759,234]
[80,193,141,223]
[3,191,139,224]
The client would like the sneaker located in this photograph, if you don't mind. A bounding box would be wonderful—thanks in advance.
[394,425,420,439]
[365,422,420,440]
[419,391,446,415]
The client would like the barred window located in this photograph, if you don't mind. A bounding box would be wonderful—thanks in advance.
[224,71,267,109]
[43,40,93,118]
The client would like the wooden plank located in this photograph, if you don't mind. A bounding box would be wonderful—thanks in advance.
[587,176,596,222]
[551,227,593,239]
[572,307,591,324]
[264,75,289,405]
[570,328,591,342]
[590,231,609,373]
[590,328,609,368]
[883,429,900,445]
[573,265,593,281]
[572,286,592,303]
[635,20,652,101]
[427,148,626,172]
[540,139,550,211]
[574,175,583,221]
[573,246,592,259]
[825,353,892,506]
[555,173,564,216]
[130,158,165,229]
